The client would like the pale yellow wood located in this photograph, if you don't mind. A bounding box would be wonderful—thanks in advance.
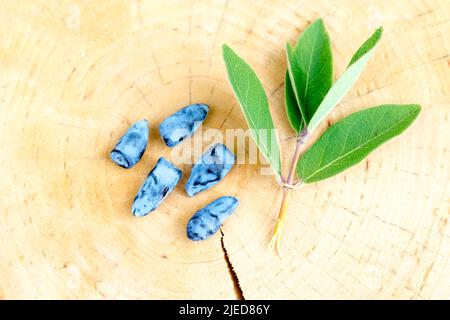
[0,0,448,299]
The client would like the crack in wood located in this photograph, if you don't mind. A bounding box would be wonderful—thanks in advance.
[220,228,245,300]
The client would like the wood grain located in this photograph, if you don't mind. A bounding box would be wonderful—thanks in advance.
[0,0,448,299]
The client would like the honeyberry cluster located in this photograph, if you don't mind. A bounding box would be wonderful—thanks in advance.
[110,103,238,241]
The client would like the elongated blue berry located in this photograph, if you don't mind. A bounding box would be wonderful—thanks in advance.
[110,119,149,168]
[185,143,235,197]
[159,103,209,147]
[132,157,182,217]
[187,196,239,241]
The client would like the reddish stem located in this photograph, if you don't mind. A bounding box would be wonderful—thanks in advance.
[269,129,309,253]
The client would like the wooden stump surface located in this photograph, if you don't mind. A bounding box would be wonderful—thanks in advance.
[0,0,449,299]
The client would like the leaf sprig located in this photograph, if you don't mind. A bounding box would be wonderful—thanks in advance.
[222,19,421,253]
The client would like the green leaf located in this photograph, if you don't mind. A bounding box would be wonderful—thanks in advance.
[286,43,307,121]
[284,72,304,132]
[307,27,383,133]
[222,44,282,176]
[297,104,421,183]
[286,18,333,125]
[348,27,383,67]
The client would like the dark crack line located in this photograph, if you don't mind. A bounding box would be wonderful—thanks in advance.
[220,228,245,300]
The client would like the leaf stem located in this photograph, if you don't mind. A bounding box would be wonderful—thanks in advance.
[269,129,309,253]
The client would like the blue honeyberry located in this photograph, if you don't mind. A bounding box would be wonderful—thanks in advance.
[185,143,235,197]
[187,196,239,241]
[132,157,182,217]
[159,103,209,147]
[110,119,149,168]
